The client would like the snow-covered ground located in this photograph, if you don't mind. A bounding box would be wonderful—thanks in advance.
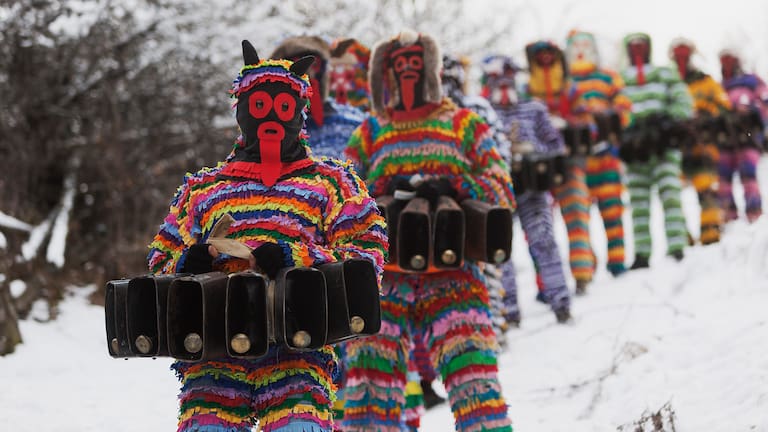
[2,159,768,431]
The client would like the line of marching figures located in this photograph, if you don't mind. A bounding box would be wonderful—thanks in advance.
[107,29,766,431]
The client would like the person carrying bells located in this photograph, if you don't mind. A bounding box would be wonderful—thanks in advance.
[147,41,387,432]
[341,30,515,431]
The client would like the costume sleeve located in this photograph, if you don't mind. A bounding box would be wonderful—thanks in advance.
[533,103,566,155]
[288,160,388,279]
[451,110,516,210]
[147,173,201,275]
[609,71,633,127]
[663,67,694,120]
[707,76,733,115]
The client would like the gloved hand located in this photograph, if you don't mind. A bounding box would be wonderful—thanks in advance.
[414,178,457,208]
[181,243,214,274]
[251,242,286,279]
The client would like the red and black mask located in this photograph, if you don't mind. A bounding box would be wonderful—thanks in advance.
[720,54,740,80]
[390,43,426,111]
[330,64,355,104]
[672,44,692,79]
[533,48,557,68]
[228,43,315,186]
[628,40,650,66]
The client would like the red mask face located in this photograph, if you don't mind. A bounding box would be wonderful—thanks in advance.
[672,44,692,78]
[330,64,355,104]
[628,41,649,64]
[720,54,739,80]
[534,49,556,67]
[390,44,425,111]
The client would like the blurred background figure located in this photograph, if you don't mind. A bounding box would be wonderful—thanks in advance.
[524,39,596,293]
[669,37,731,245]
[619,32,693,269]
[482,53,572,322]
[718,48,767,223]
[565,29,631,276]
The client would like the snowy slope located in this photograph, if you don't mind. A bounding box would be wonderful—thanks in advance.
[2,158,768,431]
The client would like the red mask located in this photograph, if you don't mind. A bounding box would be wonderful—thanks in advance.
[672,44,692,79]
[628,41,649,84]
[330,64,355,104]
[720,54,739,80]
[390,44,425,111]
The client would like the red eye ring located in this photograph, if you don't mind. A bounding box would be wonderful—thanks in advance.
[273,92,296,122]
[409,56,423,70]
[248,91,272,119]
[394,56,408,72]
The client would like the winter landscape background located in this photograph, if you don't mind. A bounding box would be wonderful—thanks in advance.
[1,0,768,430]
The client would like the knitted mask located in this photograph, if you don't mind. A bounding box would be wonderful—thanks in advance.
[720,53,741,80]
[481,55,520,107]
[390,43,426,111]
[671,43,692,79]
[565,31,599,68]
[227,40,314,186]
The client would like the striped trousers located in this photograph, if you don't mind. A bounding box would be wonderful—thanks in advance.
[172,347,337,432]
[501,190,570,318]
[341,267,512,432]
[553,163,596,283]
[683,142,722,244]
[585,153,626,274]
[626,149,687,258]
[718,147,763,223]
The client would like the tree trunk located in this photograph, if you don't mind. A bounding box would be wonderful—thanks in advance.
[0,284,22,355]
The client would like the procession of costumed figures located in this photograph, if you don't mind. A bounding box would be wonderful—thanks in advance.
[104,27,766,432]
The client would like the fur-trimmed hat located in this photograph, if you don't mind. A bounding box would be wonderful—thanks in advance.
[369,29,443,114]
[271,35,331,99]
[668,37,697,59]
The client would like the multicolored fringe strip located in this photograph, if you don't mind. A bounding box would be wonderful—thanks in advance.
[342,268,512,431]
[627,150,687,257]
[305,100,367,159]
[172,347,337,432]
[585,153,626,274]
[683,142,722,244]
[147,156,387,278]
[553,164,595,283]
[345,98,516,210]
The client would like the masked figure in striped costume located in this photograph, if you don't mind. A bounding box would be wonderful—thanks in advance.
[718,48,766,223]
[565,30,632,278]
[669,38,731,244]
[341,30,515,432]
[147,41,387,432]
[523,39,597,293]
[480,54,572,322]
[619,33,693,269]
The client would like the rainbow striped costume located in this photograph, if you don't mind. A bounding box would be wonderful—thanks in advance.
[341,98,515,431]
[147,57,387,432]
[570,61,632,274]
[681,70,731,243]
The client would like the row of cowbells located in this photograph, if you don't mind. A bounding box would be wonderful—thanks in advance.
[509,153,568,195]
[105,259,380,361]
[377,197,514,273]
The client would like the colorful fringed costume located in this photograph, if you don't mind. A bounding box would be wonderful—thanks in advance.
[719,49,767,222]
[620,33,693,266]
[147,47,387,432]
[670,38,731,244]
[524,40,596,288]
[482,52,571,323]
[341,30,515,432]
[305,100,367,159]
[566,30,631,275]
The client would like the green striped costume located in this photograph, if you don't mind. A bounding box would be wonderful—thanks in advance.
[621,36,693,259]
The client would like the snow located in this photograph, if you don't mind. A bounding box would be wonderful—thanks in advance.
[46,171,77,268]
[9,279,26,298]
[20,212,54,262]
[1,158,767,431]
[0,211,32,232]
